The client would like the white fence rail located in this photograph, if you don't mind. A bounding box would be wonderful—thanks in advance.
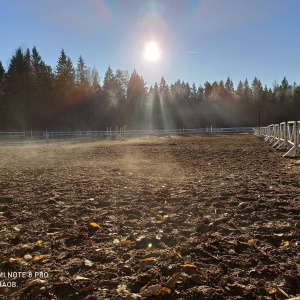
[0,127,253,140]
[0,132,26,138]
[254,121,300,164]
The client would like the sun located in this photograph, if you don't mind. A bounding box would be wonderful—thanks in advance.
[145,41,160,61]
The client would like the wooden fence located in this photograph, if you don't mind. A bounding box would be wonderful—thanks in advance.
[254,121,300,164]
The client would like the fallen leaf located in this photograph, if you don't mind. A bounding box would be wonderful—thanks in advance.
[166,273,180,289]
[172,249,182,259]
[181,264,196,270]
[89,222,100,228]
[154,211,164,219]
[210,233,218,237]
[283,241,290,247]
[27,279,46,287]
[74,220,77,225]
[247,239,255,246]
[33,255,45,261]
[260,250,267,256]
[9,257,21,263]
[141,284,161,297]
[84,259,93,267]
[157,287,172,296]
[46,232,60,235]
[140,258,156,266]
[37,240,43,246]
[117,284,141,299]
[268,289,277,295]
[140,284,171,297]
[73,275,89,281]
[24,254,32,261]
[81,284,96,292]
[121,240,132,246]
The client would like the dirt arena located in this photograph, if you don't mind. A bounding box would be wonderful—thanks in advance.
[0,135,299,300]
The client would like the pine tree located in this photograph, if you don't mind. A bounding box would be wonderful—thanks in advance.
[152,82,164,129]
[89,67,101,92]
[30,46,54,129]
[0,61,5,88]
[75,56,89,87]
[218,80,226,100]
[280,76,292,103]
[6,47,34,129]
[55,49,75,101]
[125,69,147,128]
[210,81,219,100]
[159,76,169,95]
[204,81,212,100]
[234,81,244,102]
[183,81,191,101]
[190,83,197,102]
[293,83,300,108]
[0,61,6,130]
[243,78,251,104]
[114,69,127,104]
[225,76,234,100]
[197,85,204,102]
[103,66,114,93]
[251,77,263,104]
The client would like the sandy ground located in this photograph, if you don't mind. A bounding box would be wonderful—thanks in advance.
[0,135,299,300]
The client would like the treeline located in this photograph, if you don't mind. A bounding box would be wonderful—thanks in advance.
[0,46,300,131]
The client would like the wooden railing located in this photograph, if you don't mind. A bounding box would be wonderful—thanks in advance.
[254,121,300,164]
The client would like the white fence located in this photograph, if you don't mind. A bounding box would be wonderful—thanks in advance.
[254,121,300,164]
[0,127,253,140]
[0,132,26,138]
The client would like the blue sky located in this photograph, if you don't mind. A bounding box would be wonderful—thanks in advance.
[1,0,300,89]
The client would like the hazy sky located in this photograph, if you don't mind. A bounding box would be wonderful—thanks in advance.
[1,0,300,89]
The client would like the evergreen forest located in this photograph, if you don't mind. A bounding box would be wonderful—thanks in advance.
[1,46,300,131]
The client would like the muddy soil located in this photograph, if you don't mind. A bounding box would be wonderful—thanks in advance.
[0,135,299,300]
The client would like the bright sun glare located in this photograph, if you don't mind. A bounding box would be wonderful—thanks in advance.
[145,41,160,61]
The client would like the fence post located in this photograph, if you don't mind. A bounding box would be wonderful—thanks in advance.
[293,121,298,155]
[284,121,299,157]
[294,121,299,156]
